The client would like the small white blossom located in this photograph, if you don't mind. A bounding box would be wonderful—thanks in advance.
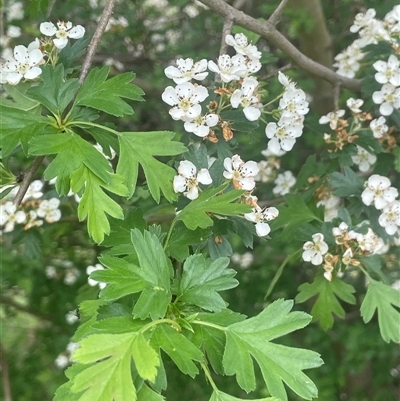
[378,201,400,235]
[24,180,44,200]
[372,83,400,116]
[244,206,279,237]
[350,9,376,33]
[317,194,340,222]
[361,174,398,210]
[230,77,262,121]
[373,55,400,86]
[45,266,57,278]
[231,252,254,269]
[0,201,26,232]
[370,116,388,138]
[86,263,107,289]
[40,21,85,49]
[64,268,80,285]
[223,155,259,191]
[332,222,349,244]
[225,33,261,59]
[346,98,364,113]
[273,171,296,196]
[165,58,208,84]
[302,233,329,266]
[37,198,61,223]
[265,121,303,153]
[207,54,247,82]
[3,43,43,85]
[162,82,209,121]
[6,2,24,21]
[350,228,384,254]
[318,110,345,130]
[342,248,354,266]
[65,311,79,325]
[279,89,309,118]
[173,160,212,200]
[254,161,274,183]
[352,146,377,172]
[55,354,69,369]
[66,342,79,355]
[184,114,218,137]
[6,25,21,38]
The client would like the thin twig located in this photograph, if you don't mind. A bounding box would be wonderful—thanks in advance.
[268,0,290,26]
[219,17,234,56]
[197,0,362,91]
[79,0,117,84]
[13,156,45,206]
[333,82,341,110]
[0,342,12,401]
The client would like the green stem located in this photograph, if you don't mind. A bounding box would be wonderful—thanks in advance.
[200,361,219,393]
[139,318,181,334]
[67,121,119,136]
[358,264,372,280]
[191,320,226,331]
[163,219,177,250]
[264,248,302,300]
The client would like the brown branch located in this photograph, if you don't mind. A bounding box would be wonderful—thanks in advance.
[0,295,52,322]
[0,342,12,401]
[197,0,362,91]
[268,0,290,26]
[79,0,117,84]
[219,17,234,56]
[13,156,45,206]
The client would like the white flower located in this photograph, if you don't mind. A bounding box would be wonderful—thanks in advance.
[372,83,400,116]
[231,252,254,269]
[370,116,388,138]
[302,233,329,266]
[361,174,398,210]
[162,82,209,121]
[173,160,212,200]
[346,98,364,113]
[351,146,377,172]
[317,194,340,222]
[265,121,303,153]
[351,228,384,254]
[6,2,24,21]
[261,147,286,158]
[342,248,354,265]
[65,311,79,325]
[333,42,364,79]
[45,266,57,278]
[0,201,26,232]
[3,43,43,85]
[230,77,262,121]
[385,5,400,33]
[184,114,218,137]
[64,268,80,285]
[378,201,400,235]
[350,9,376,33]
[55,354,69,369]
[40,21,85,49]
[86,263,107,289]
[373,55,400,86]
[37,198,61,223]
[278,71,297,91]
[66,342,79,355]
[207,54,247,82]
[223,155,259,191]
[24,180,44,200]
[6,25,21,38]
[165,58,208,84]
[273,171,296,196]
[318,110,345,130]
[244,205,279,237]
[225,33,261,59]
[279,89,309,118]
[254,161,274,183]
[332,222,349,244]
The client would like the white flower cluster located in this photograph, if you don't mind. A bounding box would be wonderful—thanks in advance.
[0,180,62,233]
[55,342,79,369]
[361,174,400,235]
[0,20,85,85]
[372,54,400,116]
[265,72,309,154]
[231,252,254,269]
[86,263,107,289]
[334,6,400,78]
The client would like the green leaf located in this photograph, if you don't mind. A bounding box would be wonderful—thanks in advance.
[176,184,251,230]
[360,279,400,343]
[117,131,186,202]
[296,275,356,330]
[150,324,204,377]
[137,384,165,401]
[223,299,323,401]
[71,332,160,400]
[191,310,246,374]
[0,104,48,156]
[329,166,365,197]
[272,194,321,241]
[178,255,238,312]
[210,389,279,401]
[3,83,41,112]
[130,229,172,320]
[93,255,146,302]
[166,223,210,261]
[70,166,128,243]
[27,64,79,115]
[74,66,144,117]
